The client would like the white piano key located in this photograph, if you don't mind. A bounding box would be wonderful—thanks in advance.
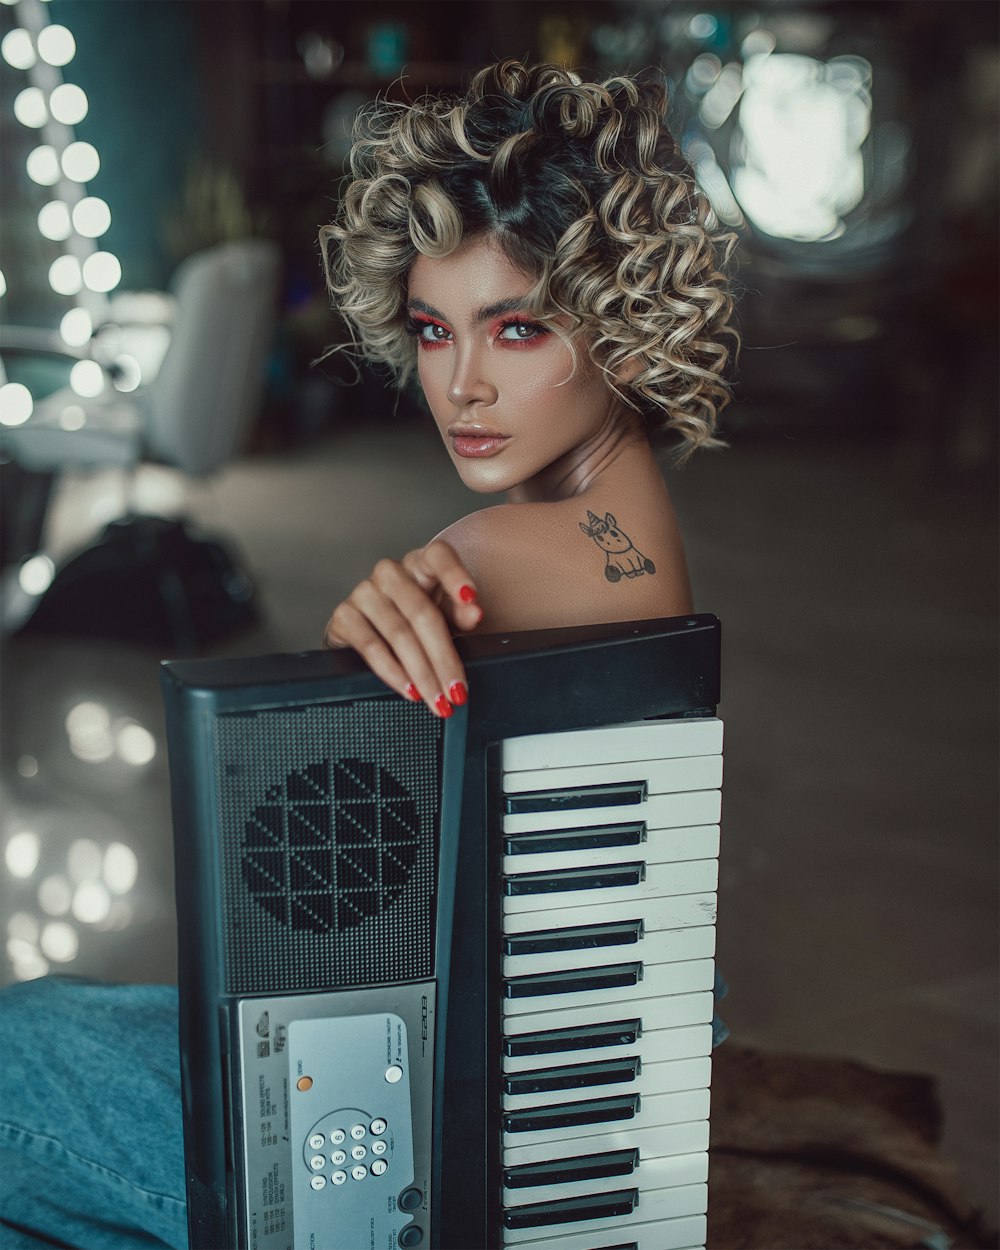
[501,718,723,772]
[503,1212,706,1250]
[503,1056,711,1110]
[502,1088,711,1150]
[503,1023,713,1073]
[503,792,721,835]
[502,1180,707,1244]
[503,957,714,1017]
[505,860,725,920]
[505,925,716,985]
[504,1118,710,1168]
[503,990,714,1038]
[507,890,720,940]
[503,1148,708,1207]
[504,823,720,874]
[503,752,723,796]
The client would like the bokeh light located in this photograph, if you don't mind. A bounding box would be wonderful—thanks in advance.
[13,86,47,128]
[49,82,88,125]
[40,921,79,962]
[59,404,86,430]
[103,842,139,893]
[73,196,111,238]
[0,382,33,427]
[18,555,55,596]
[36,24,76,67]
[38,200,73,241]
[60,307,93,347]
[1,29,36,71]
[72,879,111,924]
[26,145,60,186]
[82,251,122,293]
[48,254,82,296]
[38,874,73,916]
[5,830,41,878]
[62,141,100,183]
[69,359,105,398]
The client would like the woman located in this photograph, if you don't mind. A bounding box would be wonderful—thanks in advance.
[320,59,739,707]
[0,60,738,1250]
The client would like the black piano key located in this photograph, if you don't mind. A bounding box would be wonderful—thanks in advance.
[505,781,647,815]
[504,1018,642,1058]
[504,962,642,1000]
[504,1057,640,1096]
[574,1245,638,1250]
[504,919,643,957]
[502,1188,639,1230]
[504,1147,639,1189]
[503,822,646,856]
[503,1093,640,1134]
[503,862,646,897]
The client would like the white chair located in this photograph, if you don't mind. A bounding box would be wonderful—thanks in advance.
[0,239,282,647]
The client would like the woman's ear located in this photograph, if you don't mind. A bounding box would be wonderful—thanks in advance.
[614,355,644,385]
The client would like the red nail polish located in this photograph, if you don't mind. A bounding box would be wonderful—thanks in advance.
[458,585,477,604]
[404,684,420,702]
[433,694,453,718]
[449,681,467,706]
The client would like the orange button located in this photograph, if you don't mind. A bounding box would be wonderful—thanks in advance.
[297,1076,313,1092]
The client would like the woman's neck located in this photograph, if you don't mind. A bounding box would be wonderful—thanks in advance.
[505,407,651,504]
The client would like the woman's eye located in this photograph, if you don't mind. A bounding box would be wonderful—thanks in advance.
[498,321,543,342]
[407,316,451,344]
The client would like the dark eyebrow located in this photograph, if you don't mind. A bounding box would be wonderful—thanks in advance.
[406,296,536,323]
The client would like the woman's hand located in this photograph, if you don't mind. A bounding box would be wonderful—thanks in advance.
[322,539,483,717]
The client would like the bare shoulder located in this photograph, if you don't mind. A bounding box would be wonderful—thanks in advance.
[435,489,692,633]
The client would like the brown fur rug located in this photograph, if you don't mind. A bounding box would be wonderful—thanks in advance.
[707,1045,998,1250]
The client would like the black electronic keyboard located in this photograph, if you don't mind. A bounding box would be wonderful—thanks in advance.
[161,614,723,1250]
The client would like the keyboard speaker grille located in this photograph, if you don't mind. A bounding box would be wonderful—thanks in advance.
[213,698,442,994]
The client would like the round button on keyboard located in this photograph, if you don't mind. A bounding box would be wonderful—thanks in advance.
[330,1150,346,1166]
[309,1155,325,1171]
[351,1165,367,1181]
[371,1140,387,1156]
[331,1170,347,1186]
[350,1124,366,1140]
[370,1118,387,1135]
[371,1159,388,1176]
[309,1134,325,1150]
[330,1129,346,1145]
[310,1175,326,1191]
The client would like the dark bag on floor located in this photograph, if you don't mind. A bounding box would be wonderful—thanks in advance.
[24,515,256,651]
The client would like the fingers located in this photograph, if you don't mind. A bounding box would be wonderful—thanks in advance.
[324,602,420,699]
[323,544,482,716]
[368,560,469,714]
[403,540,483,633]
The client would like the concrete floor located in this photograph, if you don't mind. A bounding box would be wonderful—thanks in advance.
[1,422,996,1228]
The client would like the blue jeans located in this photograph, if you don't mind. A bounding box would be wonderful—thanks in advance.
[0,977,187,1250]
[0,976,729,1249]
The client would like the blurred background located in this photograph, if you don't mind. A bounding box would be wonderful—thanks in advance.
[1,0,997,1231]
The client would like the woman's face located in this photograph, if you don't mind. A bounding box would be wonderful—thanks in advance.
[406,235,626,498]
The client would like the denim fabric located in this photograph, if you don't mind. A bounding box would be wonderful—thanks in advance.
[0,971,732,1248]
[0,977,187,1250]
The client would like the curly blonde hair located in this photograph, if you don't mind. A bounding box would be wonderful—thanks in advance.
[321,60,741,457]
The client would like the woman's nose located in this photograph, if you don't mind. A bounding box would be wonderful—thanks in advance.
[448,351,498,407]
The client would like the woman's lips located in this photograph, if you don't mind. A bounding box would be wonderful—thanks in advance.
[450,434,510,458]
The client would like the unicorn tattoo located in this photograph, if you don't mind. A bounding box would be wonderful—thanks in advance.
[579,511,657,583]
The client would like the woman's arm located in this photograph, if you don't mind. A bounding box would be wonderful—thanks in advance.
[323,488,691,716]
